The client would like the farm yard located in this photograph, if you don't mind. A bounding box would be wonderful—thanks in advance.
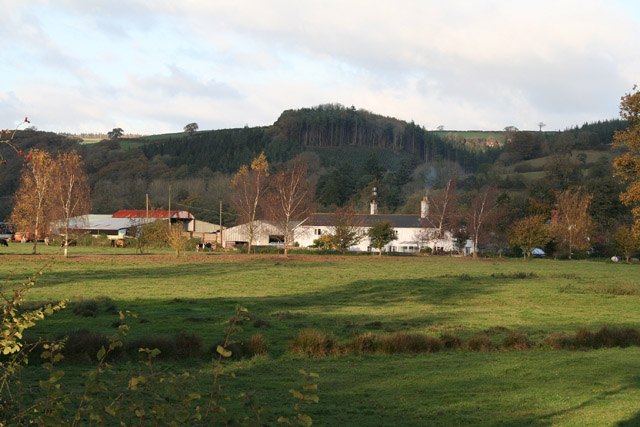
[1,248,639,426]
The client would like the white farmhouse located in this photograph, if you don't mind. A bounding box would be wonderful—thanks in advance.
[296,198,473,255]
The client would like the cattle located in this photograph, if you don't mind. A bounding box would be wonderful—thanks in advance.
[196,242,213,252]
[60,240,77,248]
[111,239,127,248]
[0,239,8,247]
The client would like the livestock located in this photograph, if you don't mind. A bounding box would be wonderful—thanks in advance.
[195,242,213,252]
[0,239,8,247]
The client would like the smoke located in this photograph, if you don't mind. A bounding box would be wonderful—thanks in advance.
[424,166,437,198]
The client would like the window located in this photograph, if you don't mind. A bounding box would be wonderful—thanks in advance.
[315,228,322,235]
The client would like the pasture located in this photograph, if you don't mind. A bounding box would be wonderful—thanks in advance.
[1,248,639,426]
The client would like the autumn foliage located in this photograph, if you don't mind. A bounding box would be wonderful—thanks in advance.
[613,85,640,237]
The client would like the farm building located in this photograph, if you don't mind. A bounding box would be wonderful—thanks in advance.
[222,220,301,248]
[112,210,195,232]
[296,199,471,254]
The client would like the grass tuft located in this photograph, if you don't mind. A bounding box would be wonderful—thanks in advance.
[289,329,340,357]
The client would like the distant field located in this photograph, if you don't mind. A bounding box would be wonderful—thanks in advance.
[434,131,506,143]
[1,249,639,425]
[79,137,103,144]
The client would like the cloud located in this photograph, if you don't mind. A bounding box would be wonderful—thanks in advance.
[1,0,639,133]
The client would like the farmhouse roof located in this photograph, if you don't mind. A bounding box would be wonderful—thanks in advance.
[112,210,194,220]
[302,213,426,228]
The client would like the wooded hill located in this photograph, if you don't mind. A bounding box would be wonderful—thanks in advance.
[0,105,629,233]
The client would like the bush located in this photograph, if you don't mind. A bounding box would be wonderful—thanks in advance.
[289,330,340,357]
[247,334,269,357]
[466,334,492,352]
[349,332,379,354]
[71,297,117,317]
[71,299,99,317]
[546,326,640,349]
[439,333,463,349]
[378,333,442,354]
[501,331,532,350]
[175,331,203,359]
[60,330,112,362]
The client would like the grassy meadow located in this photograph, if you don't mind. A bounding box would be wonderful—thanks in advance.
[1,246,639,425]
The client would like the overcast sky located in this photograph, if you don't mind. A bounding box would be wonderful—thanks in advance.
[1,1,639,135]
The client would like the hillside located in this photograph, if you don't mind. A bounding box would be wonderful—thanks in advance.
[0,108,630,236]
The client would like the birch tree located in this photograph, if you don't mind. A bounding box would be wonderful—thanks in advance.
[52,151,91,257]
[468,186,499,258]
[265,157,313,256]
[10,149,54,254]
[230,152,269,254]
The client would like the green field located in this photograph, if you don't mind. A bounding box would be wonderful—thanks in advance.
[1,248,639,425]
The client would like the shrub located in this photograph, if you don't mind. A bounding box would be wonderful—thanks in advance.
[71,299,99,317]
[175,331,203,359]
[247,334,269,357]
[439,333,463,349]
[378,333,442,354]
[501,331,532,350]
[289,330,339,357]
[129,335,178,360]
[546,326,640,349]
[71,297,117,317]
[60,330,111,362]
[350,332,379,354]
[466,334,492,352]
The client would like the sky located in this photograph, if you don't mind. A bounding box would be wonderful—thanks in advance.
[1,0,639,135]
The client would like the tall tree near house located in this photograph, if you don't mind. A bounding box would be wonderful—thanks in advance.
[327,206,365,254]
[613,86,640,237]
[423,174,457,240]
[10,149,54,254]
[265,157,314,256]
[368,221,396,257]
[468,186,499,258]
[509,215,551,259]
[230,152,269,254]
[51,151,91,257]
[553,188,593,259]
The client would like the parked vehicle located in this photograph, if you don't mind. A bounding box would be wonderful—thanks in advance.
[0,222,16,241]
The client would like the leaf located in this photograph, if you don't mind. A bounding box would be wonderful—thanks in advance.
[298,369,308,376]
[175,410,190,423]
[49,370,65,384]
[96,346,106,361]
[303,384,318,391]
[289,389,304,399]
[303,394,319,403]
[150,348,161,358]
[216,345,232,358]
[109,341,123,351]
[277,416,292,425]
[296,413,313,427]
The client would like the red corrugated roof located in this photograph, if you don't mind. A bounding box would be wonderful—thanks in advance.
[112,210,194,219]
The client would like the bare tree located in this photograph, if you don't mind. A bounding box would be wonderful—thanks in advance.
[51,151,91,257]
[10,149,54,254]
[538,122,546,132]
[230,152,269,254]
[265,157,314,256]
[424,174,457,240]
[468,186,499,258]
